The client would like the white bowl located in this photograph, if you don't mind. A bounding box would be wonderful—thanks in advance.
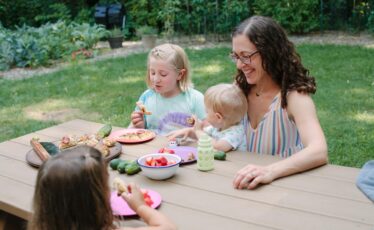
[137,153,182,180]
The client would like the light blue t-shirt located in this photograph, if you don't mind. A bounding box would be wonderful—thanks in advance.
[135,88,206,135]
[204,124,246,151]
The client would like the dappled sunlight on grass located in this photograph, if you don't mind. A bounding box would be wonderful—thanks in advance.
[23,99,82,122]
[346,87,372,95]
[118,75,144,84]
[22,98,101,122]
[364,43,374,49]
[354,111,374,123]
[196,63,223,75]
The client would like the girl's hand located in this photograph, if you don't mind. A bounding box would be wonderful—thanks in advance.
[120,183,146,212]
[131,111,145,129]
[233,164,276,190]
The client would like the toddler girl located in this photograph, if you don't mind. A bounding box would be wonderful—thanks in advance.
[130,43,206,135]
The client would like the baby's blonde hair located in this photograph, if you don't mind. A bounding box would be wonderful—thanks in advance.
[146,43,192,92]
[204,83,248,127]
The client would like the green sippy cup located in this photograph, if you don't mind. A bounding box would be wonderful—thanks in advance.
[197,133,214,171]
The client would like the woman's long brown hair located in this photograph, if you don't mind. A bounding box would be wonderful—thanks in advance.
[232,16,316,108]
[28,146,114,230]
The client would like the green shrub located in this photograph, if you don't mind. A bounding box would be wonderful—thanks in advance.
[350,1,371,31]
[253,0,320,34]
[368,10,374,33]
[136,26,157,36]
[34,3,71,24]
[0,21,108,71]
[74,8,95,24]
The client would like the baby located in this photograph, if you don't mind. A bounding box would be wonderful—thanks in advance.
[168,83,247,152]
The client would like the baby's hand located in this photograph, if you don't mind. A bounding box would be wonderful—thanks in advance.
[131,111,145,129]
[167,127,195,141]
[193,117,204,131]
[120,183,146,212]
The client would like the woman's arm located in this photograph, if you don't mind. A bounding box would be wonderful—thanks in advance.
[234,91,328,189]
[266,92,328,176]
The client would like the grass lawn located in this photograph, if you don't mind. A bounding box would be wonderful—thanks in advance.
[0,44,373,168]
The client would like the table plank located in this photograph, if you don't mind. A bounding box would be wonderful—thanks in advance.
[0,141,32,161]
[0,155,38,186]
[159,203,273,230]
[0,176,33,220]
[10,132,59,146]
[167,167,374,225]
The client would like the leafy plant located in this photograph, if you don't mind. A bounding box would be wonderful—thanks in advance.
[368,10,374,33]
[70,22,109,48]
[136,25,157,36]
[34,3,72,24]
[109,27,123,37]
[0,21,108,70]
[157,0,180,38]
[74,8,94,24]
[253,0,319,34]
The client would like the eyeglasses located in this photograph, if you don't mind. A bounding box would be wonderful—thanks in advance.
[229,50,259,64]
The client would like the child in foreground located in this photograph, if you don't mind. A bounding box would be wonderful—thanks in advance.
[28,145,176,230]
[130,43,206,135]
[168,83,247,152]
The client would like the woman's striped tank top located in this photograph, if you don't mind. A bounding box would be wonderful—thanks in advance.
[242,93,303,157]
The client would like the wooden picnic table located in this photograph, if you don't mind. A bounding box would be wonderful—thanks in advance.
[0,119,373,230]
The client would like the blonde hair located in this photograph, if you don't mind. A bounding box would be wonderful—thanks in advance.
[146,43,192,92]
[204,83,248,127]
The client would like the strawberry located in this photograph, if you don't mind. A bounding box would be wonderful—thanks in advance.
[144,197,154,206]
[141,189,154,206]
[159,156,168,166]
[166,148,175,154]
[145,156,154,166]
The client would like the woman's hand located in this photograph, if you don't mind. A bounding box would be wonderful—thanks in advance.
[120,183,146,212]
[131,111,145,129]
[233,164,276,189]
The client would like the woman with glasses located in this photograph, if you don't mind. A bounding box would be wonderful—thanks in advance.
[231,16,328,190]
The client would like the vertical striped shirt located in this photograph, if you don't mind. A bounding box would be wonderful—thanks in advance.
[242,93,303,157]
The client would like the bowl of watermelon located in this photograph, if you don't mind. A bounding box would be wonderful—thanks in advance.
[137,153,182,180]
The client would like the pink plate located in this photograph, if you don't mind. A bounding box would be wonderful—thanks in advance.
[169,146,197,164]
[110,190,162,216]
[109,129,156,144]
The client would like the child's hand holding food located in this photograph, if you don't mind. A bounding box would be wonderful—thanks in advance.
[120,182,146,212]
